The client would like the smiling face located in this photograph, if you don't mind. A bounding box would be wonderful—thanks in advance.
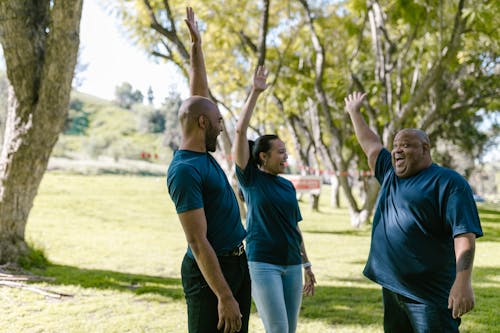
[391,129,432,178]
[260,139,288,175]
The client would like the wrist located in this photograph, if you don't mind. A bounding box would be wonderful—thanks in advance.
[303,262,312,269]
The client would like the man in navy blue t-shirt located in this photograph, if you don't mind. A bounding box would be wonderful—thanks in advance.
[345,92,483,333]
[166,7,250,333]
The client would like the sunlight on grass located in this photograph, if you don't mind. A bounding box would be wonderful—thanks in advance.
[5,173,496,332]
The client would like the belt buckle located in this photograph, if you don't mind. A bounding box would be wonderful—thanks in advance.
[232,243,244,256]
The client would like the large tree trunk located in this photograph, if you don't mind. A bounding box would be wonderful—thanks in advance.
[0,0,83,263]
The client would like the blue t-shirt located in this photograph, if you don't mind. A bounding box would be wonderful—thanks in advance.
[167,150,246,258]
[236,163,303,265]
[363,149,483,306]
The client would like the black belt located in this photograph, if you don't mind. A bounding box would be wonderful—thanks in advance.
[220,243,245,256]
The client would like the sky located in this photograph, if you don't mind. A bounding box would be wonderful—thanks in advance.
[78,0,188,106]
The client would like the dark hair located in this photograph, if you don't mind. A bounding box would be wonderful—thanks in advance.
[249,134,279,167]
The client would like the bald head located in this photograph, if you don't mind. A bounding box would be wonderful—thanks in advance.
[179,96,218,129]
[391,128,432,178]
[178,96,223,152]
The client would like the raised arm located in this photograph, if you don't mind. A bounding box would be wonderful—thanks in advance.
[233,66,268,170]
[344,92,383,171]
[448,233,477,319]
[185,7,209,97]
[178,208,243,333]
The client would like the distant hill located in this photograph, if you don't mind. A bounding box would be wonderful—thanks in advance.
[50,90,172,175]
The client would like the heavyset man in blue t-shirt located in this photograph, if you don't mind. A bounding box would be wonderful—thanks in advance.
[167,7,250,333]
[345,92,483,333]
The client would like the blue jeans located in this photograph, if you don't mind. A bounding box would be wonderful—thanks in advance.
[248,261,303,333]
[382,288,460,333]
[181,253,251,333]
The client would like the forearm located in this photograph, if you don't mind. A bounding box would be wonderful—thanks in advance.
[190,238,234,301]
[454,233,476,282]
[233,89,262,168]
[348,111,380,154]
[297,227,310,264]
[346,110,382,169]
[189,41,209,97]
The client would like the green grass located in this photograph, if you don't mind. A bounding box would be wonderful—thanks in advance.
[1,173,496,332]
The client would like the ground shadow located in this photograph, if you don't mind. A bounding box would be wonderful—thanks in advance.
[27,264,498,331]
[29,264,183,301]
[300,285,382,326]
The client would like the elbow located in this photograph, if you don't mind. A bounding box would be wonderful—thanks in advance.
[186,236,207,255]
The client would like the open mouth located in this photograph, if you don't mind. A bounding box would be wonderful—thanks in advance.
[395,156,405,167]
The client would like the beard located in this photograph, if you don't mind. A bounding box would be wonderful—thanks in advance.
[205,125,219,152]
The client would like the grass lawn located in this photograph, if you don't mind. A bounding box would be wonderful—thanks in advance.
[1,173,498,332]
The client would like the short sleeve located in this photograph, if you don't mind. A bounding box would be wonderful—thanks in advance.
[375,149,393,184]
[167,163,203,213]
[445,183,483,238]
[235,163,257,188]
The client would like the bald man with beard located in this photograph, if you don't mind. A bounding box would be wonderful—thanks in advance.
[344,92,483,333]
[167,8,250,333]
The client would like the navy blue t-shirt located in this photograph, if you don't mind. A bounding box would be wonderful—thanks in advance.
[363,149,483,306]
[236,163,303,265]
[167,150,246,258]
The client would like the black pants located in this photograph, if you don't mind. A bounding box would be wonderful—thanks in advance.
[181,253,251,333]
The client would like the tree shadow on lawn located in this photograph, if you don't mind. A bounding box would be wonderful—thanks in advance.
[30,264,184,301]
[298,265,500,329]
[477,205,500,242]
[300,285,383,326]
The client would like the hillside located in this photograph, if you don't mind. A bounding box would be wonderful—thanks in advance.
[50,91,172,175]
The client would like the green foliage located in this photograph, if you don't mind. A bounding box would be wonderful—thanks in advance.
[53,90,177,162]
[64,98,90,135]
[104,0,498,224]
[114,82,144,109]
[136,106,165,133]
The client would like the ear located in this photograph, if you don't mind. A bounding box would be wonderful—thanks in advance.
[259,151,267,164]
[198,115,206,129]
[422,142,430,153]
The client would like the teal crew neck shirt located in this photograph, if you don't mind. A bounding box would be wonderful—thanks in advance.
[167,150,246,258]
[236,163,302,265]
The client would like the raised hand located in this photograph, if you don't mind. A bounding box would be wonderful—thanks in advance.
[253,65,268,93]
[185,6,201,44]
[344,91,367,114]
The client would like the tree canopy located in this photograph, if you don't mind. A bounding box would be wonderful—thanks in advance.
[106,0,499,225]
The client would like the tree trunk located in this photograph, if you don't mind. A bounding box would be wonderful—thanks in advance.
[330,175,340,208]
[0,0,83,263]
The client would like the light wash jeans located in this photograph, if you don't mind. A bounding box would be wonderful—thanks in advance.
[248,261,303,333]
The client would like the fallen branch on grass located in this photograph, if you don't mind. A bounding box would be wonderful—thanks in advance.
[0,266,73,299]
[0,280,73,299]
[0,272,56,282]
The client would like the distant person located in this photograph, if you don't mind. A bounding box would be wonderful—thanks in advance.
[233,66,316,333]
[167,7,250,333]
[344,91,483,333]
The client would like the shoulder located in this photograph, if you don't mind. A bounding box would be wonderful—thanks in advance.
[168,152,205,183]
[426,164,473,194]
[431,164,468,183]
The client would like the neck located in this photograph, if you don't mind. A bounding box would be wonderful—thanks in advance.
[179,138,206,153]
[259,165,277,176]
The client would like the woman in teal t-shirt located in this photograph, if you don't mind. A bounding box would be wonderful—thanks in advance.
[233,66,316,333]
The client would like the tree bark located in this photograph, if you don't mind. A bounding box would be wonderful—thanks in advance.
[0,0,83,263]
